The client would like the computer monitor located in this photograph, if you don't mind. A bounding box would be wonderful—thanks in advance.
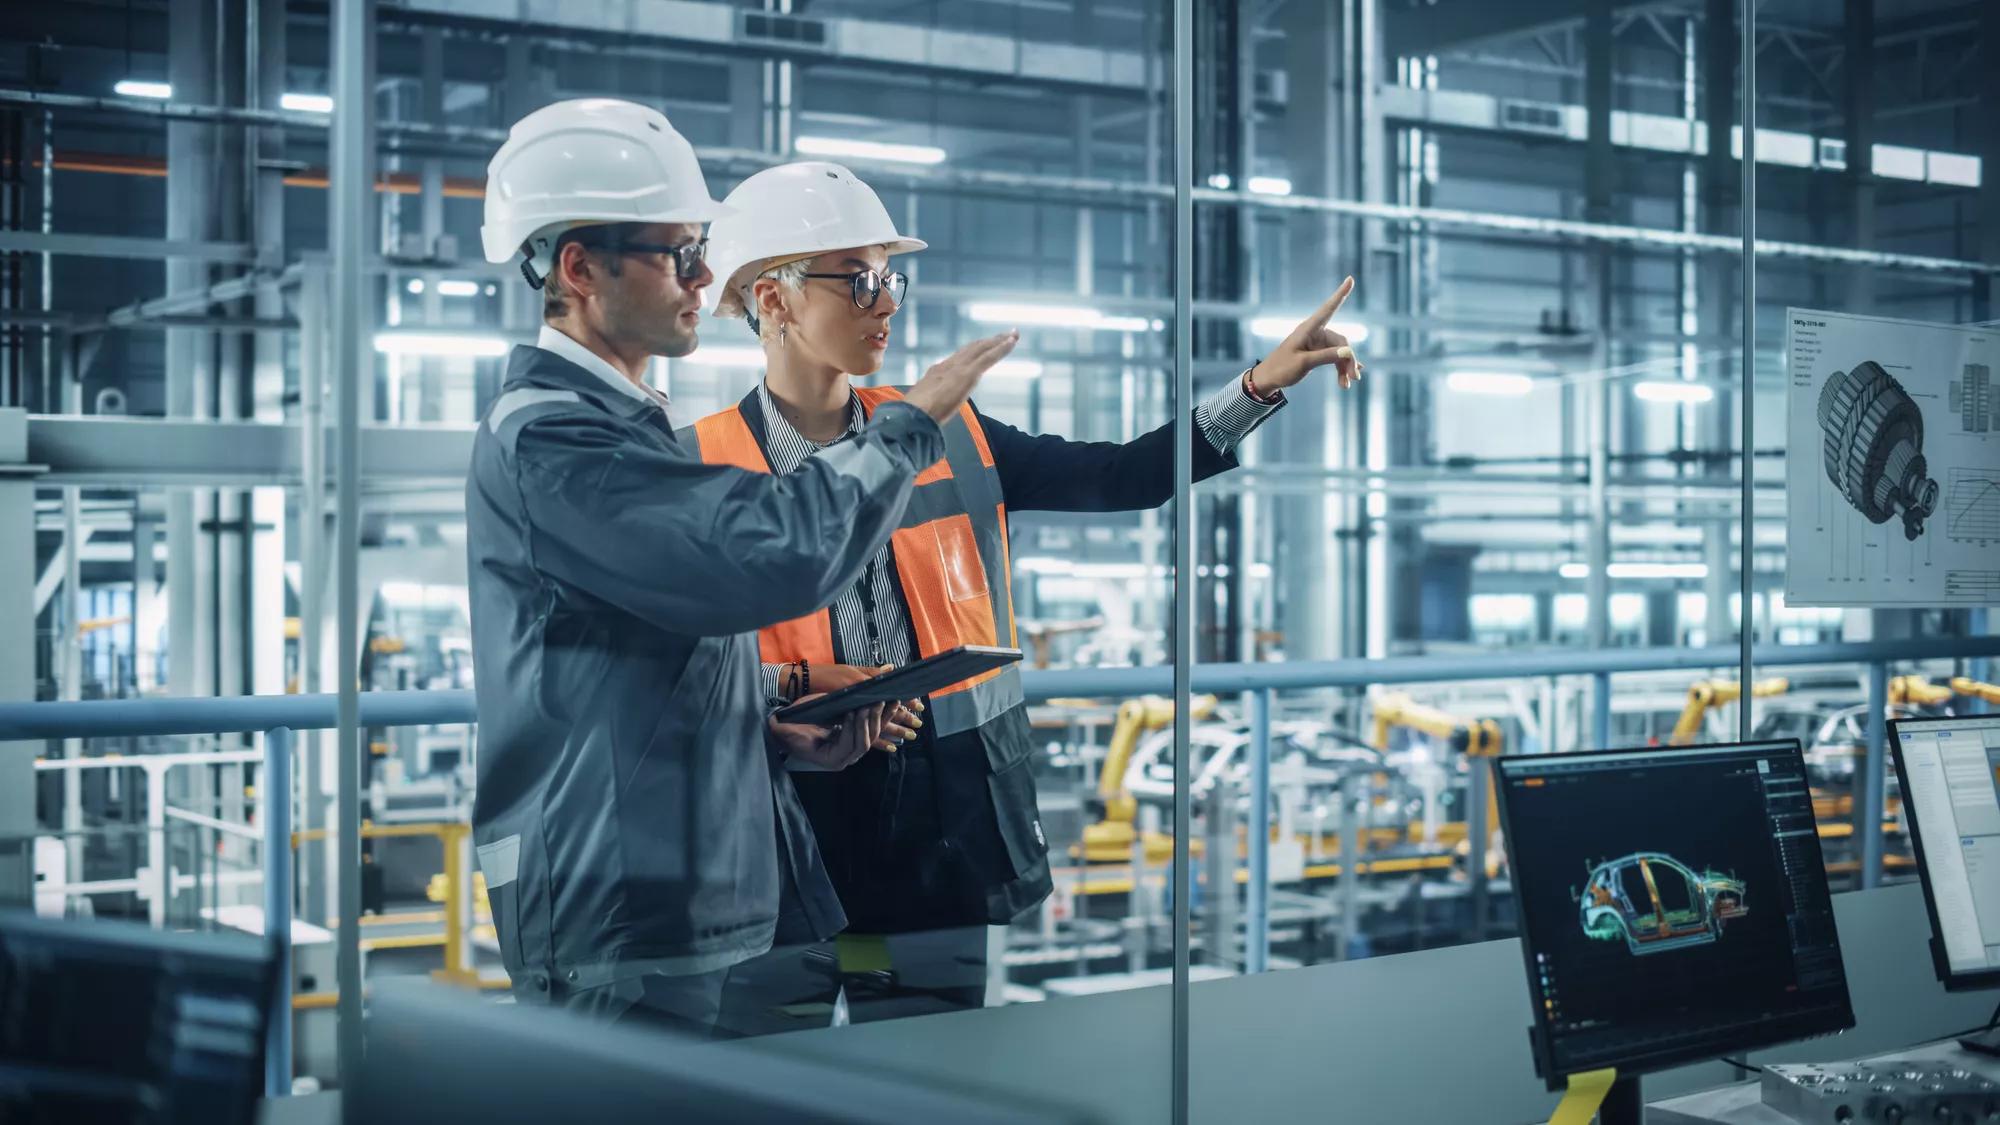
[0,909,275,1125]
[1495,740,1855,1104]
[1889,713,2000,991]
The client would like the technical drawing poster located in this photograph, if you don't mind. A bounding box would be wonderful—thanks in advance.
[1787,308,2000,606]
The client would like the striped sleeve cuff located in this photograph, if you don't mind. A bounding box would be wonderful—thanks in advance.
[1195,373,1284,455]
[761,661,785,702]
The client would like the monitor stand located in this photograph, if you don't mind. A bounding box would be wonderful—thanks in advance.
[1599,1075,1643,1124]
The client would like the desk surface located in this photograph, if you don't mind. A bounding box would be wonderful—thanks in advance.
[722,882,1998,1125]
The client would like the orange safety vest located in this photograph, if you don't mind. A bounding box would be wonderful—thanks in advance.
[690,385,1023,736]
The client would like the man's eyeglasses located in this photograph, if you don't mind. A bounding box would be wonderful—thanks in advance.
[802,268,909,311]
[569,235,709,281]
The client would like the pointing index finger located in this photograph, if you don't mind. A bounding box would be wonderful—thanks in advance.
[1309,276,1356,328]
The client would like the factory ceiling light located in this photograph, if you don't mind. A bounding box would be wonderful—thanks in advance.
[280,93,335,114]
[964,303,1152,333]
[1250,315,1370,343]
[794,136,947,165]
[113,80,173,100]
[1247,176,1293,196]
[1561,562,1711,579]
[1446,371,1536,396]
[372,332,508,358]
[1633,380,1715,404]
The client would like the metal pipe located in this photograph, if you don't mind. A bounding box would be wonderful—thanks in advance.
[1466,759,1488,939]
[328,0,368,1100]
[1862,661,1888,889]
[1170,0,1194,1118]
[1592,670,1613,749]
[11,636,2000,740]
[1738,0,1757,741]
[262,726,292,1098]
[1,85,1992,277]
[298,266,328,927]
[1245,689,1271,974]
[145,762,168,927]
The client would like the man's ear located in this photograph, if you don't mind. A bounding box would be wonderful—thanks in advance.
[556,241,597,300]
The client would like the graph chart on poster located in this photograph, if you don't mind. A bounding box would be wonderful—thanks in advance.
[1786,308,2000,606]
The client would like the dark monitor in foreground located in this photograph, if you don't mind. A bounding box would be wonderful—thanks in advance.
[1495,740,1854,1109]
[0,910,273,1125]
[356,980,1100,1125]
[1891,714,2000,991]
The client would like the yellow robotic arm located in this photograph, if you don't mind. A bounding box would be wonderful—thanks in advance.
[1952,677,2000,706]
[1370,693,1504,756]
[1890,675,1956,707]
[1082,694,1216,859]
[1670,678,1788,744]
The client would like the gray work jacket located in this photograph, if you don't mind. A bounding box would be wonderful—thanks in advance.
[466,343,943,997]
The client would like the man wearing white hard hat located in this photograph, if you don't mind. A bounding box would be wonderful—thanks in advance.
[688,160,1363,1022]
[466,101,1018,1036]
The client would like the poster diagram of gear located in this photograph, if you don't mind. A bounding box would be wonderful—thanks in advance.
[1816,360,1940,541]
[1787,310,2000,607]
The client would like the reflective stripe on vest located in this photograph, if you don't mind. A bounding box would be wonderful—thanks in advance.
[690,386,1020,736]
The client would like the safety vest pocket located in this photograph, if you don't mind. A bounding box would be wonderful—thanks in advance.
[929,514,989,604]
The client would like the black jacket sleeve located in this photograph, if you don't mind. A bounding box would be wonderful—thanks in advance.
[980,408,1240,514]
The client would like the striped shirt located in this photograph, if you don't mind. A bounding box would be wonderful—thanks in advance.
[758,374,1281,698]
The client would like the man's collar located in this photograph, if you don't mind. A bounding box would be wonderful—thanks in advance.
[534,325,669,412]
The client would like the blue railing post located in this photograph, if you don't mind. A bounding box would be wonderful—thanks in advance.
[1245,688,1271,974]
[1862,663,1888,890]
[263,726,293,1098]
[1592,671,1612,750]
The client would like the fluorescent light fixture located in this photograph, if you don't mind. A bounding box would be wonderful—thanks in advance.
[1247,176,1292,196]
[280,92,334,114]
[405,279,425,295]
[1445,371,1534,396]
[1872,143,1927,181]
[794,136,946,165]
[987,359,1045,380]
[963,303,1152,333]
[1206,173,1233,190]
[1562,562,1710,580]
[682,346,767,368]
[1928,152,1982,188]
[1249,315,1371,344]
[1633,380,1714,404]
[435,279,482,298]
[372,331,508,358]
[114,79,173,100]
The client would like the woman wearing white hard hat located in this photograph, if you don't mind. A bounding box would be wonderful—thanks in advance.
[466,102,1019,1038]
[687,160,1364,1024]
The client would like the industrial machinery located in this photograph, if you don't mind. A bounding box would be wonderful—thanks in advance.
[1818,359,1941,540]
[1671,677,1790,744]
[1761,1061,2000,1124]
[1082,694,1216,862]
[1953,678,2000,706]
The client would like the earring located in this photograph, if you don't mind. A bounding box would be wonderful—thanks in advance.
[779,324,789,349]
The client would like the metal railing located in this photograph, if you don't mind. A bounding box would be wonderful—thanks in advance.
[2,635,1996,1097]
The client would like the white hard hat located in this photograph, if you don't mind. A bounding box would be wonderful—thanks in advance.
[705,161,927,320]
[481,98,732,287]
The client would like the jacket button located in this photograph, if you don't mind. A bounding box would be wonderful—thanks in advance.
[567,969,579,982]
[533,974,549,991]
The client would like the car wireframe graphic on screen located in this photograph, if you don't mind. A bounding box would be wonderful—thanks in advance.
[1576,852,1748,956]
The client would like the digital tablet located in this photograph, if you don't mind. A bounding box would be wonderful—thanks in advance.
[772,645,1023,726]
